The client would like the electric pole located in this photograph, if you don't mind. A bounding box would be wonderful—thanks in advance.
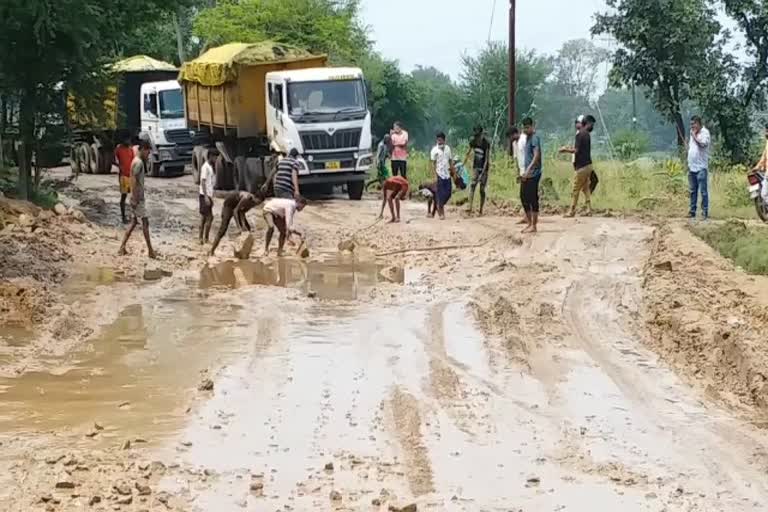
[631,81,638,130]
[508,0,516,153]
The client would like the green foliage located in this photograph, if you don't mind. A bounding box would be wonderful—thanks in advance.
[409,66,459,148]
[551,39,611,99]
[193,0,370,64]
[693,221,768,275]
[613,129,650,160]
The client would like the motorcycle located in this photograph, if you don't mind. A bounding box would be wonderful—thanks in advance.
[747,171,768,222]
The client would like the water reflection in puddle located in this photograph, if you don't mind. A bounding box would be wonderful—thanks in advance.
[200,256,404,301]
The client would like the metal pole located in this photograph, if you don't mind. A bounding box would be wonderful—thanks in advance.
[631,81,638,130]
[508,0,516,154]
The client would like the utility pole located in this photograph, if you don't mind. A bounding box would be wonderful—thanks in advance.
[508,0,516,154]
[631,81,638,130]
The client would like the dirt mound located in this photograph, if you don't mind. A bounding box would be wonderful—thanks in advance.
[643,224,768,411]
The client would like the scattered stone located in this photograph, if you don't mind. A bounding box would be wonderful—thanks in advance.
[329,490,342,502]
[180,441,193,448]
[89,496,102,506]
[54,203,68,216]
[388,505,417,512]
[71,209,87,223]
[307,291,318,299]
[250,482,264,493]
[55,481,76,490]
[372,498,382,506]
[156,492,170,505]
[324,462,334,472]
[40,494,53,503]
[116,495,133,505]
[198,378,214,392]
[18,214,35,228]
[525,476,541,487]
[143,268,172,281]
[45,454,65,465]
[654,261,673,272]
[121,440,131,450]
[299,247,310,259]
[114,483,132,496]
[135,483,151,496]
[338,239,356,253]
[234,234,255,260]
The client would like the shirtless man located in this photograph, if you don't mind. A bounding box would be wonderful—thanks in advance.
[209,190,263,256]
[118,140,156,258]
[377,175,409,223]
[263,196,307,256]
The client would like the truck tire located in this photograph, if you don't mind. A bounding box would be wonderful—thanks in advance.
[69,145,80,175]
[150,161,161,178]
[78,143,91,174]
[347,180,364,200]
[233,156,246,191]
[246,158,266,193]
[191,146,203,184]
[215,154,234,190]
[98,147,113,174]
[89,143,100,174]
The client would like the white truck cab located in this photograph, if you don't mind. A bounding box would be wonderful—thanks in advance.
[265,67,373,197]
[139,80,193,174]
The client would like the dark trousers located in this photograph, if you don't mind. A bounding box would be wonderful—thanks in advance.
[391,160,407,178]
[520,175,541,214]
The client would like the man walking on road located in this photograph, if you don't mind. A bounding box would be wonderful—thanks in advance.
[274,148,301,199]
[430,132,454,220]
[464,125,491,216]
[560,114,596,217]
[687,115,711,220]
[199,148,217,245]
[118,140,156,258]
[520,118,542,234]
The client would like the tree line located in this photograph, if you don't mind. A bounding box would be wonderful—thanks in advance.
[5,0,758,200]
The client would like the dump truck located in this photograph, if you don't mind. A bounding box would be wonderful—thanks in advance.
[68,55,194,177]
[180,42,373,199]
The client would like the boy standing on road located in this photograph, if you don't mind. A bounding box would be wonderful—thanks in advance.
[118,140,156,258]
[520,118,542,234]
[199,149,217,245]
[560,114,595,217]
[464,125,491,216]
[115,136,135,224]
[390,122,410,178]
[687,115,711,220]
[430,132,454,220]
[263,196,307,256]
[378,175,409,223]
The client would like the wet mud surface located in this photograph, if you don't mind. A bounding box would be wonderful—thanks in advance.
[2,170,768,511]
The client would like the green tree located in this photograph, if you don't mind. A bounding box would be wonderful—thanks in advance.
[592,0,720,147]
[551,39,611,99]
[0,0,187,199]
[451,42,552,144]
[193,0,370,64]
[409,66,458,148]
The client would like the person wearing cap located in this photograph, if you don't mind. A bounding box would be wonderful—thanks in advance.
[559,114,596,217]
[273,148,301,199]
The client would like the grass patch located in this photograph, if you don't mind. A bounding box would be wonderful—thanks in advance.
[399,152,753,219]
[692,220,768,275]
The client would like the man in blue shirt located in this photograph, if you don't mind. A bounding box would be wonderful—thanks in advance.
[521,117,542,234]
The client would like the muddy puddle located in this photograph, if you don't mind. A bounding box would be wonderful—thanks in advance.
[200,255,405,300]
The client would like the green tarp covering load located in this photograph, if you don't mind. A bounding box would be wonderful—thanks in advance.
[179,41,323,87]
[111,55,177,73]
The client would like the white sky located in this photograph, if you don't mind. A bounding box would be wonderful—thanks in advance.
[361,0,608,76]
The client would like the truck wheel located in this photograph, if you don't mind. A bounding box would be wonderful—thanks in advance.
[150,161,161,178]
[89,143,100,174]
[191,147,202,184]
[215,155,234,190]
[78,143,91,174]
[233,156,245,191]
[99,147,113,174]
[69,145,80,175]
[347,180,364,200]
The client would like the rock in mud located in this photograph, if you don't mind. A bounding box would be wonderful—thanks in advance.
[324,462,334,471]
[71,209,87,223]
[525,476,541,487]
[298,246,310,259]
[307,291,318,299]
[55,481,75,490]
[388,505,417,512]
[18,213,35,228]
[121,440,131,450]
[653,260,673,272]
[198,378,214,392]
[89,495,102,506]
[329,490,342,502]
[45,454,65,465]
[135,483,151,496]
[116,495,133,505]
[143,268,172,281]
[338,239,356,253]
[249,482,264,494]
[114,483,132,496]
[40,494,53,503]
[54,203,68,216]
[234,234,255,260]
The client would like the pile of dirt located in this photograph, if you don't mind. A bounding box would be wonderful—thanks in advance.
[642,224,768,411]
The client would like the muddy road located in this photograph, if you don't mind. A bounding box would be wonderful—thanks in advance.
[2,170,768,511]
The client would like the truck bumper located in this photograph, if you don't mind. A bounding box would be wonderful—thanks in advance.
[298,171,367,186]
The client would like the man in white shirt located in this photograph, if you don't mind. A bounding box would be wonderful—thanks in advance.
[262,196,307,256]
[199,149,217,244]
[430,132,454,220]
[687,115,711,220]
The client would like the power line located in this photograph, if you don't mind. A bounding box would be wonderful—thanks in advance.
[487,0,497,42]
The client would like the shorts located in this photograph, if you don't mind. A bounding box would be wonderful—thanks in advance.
[131,201,147,219]
[199,194,213,216]
[263,211,287,234]
[472,167,488,188]
[119,175,131,194]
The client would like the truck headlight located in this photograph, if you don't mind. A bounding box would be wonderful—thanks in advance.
[159,149,173,161]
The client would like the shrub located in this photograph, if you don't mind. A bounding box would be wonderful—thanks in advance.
[613,129,650,161]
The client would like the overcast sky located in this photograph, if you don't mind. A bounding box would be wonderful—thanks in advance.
[361,0,609,77]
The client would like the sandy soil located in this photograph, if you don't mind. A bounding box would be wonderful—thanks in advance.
[2,169,768,511]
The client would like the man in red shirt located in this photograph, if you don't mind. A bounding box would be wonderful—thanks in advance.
[378,175,409,223]
[114,136,135,224]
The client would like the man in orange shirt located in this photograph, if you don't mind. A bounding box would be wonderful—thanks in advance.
[114,135,135,224]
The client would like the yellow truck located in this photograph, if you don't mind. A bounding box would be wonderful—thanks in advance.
[180,42,373,199]
[69,56,193,177]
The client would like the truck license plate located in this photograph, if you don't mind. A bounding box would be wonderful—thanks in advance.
[325,161,341,170]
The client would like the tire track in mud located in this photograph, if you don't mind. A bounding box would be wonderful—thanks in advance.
[384,387,434,497]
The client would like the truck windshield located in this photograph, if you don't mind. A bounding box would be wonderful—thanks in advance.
[288,80,366,116]
[159,89,184,119]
